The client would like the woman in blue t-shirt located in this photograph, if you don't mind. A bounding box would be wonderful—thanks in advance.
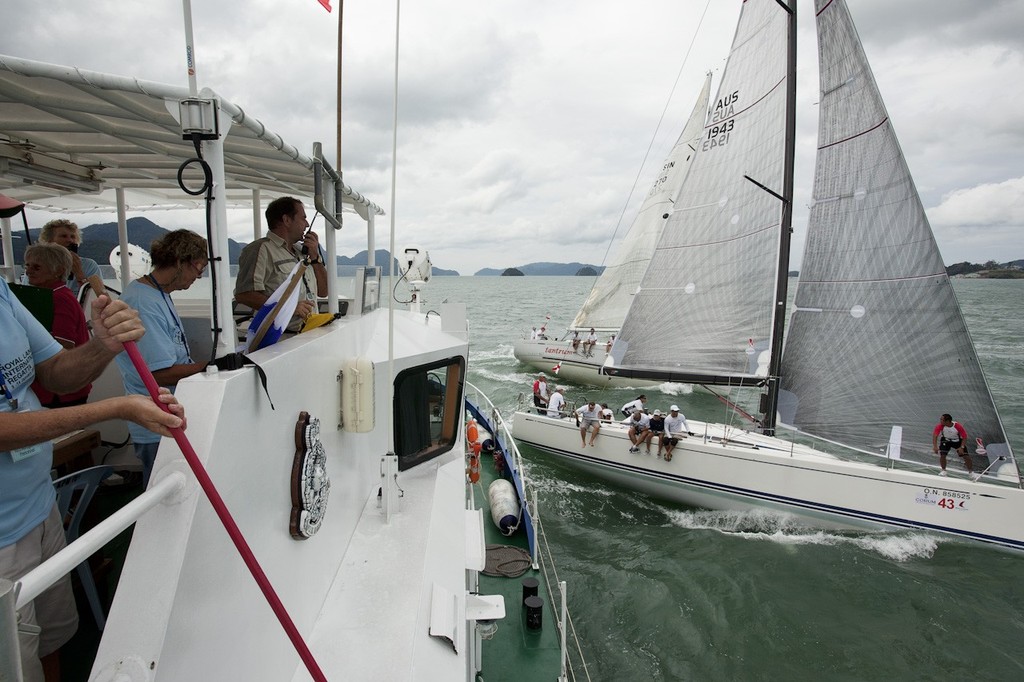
[115,230,208,485]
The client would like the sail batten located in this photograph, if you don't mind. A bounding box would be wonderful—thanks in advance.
[779,0,1013,464]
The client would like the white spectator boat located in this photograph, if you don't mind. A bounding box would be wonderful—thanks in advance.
[0,21,578,681]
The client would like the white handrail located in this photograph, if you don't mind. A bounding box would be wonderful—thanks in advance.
[17,472,187,608]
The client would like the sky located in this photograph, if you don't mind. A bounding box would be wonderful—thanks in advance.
[4,0,1023,275]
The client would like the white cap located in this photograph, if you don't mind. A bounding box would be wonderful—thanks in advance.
[670,405,679,411]
[653,409,662,416]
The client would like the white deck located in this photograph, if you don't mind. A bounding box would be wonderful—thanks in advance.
[301,454,468,681]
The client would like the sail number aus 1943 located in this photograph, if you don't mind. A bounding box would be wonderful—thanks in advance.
[702,90,739,152]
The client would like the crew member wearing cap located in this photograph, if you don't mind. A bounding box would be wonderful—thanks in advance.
[575,399,602,447]
[532,374,548,415]
[662,405,692,461]
[546,385,566,419]
[649,409,666,456]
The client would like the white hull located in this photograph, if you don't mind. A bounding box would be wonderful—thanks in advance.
[512,411,1024,553]
[92,308,485,680]
[513,338,662,388]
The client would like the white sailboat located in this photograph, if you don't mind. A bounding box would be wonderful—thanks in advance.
[0,14,578,682]
[512,73,711,388]
[513,0,1023,553]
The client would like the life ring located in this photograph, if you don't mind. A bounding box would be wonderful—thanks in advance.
[467,418,479,444]
[467,451,480,483]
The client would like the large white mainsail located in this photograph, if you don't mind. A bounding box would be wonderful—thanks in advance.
[606,0,793,385]
[777,0,1013,461]
[570,72,713,333]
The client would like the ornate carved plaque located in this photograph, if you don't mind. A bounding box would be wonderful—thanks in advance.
[291,411,330,539]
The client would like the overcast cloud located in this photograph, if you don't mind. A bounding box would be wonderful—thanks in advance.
[4,0,1022,274]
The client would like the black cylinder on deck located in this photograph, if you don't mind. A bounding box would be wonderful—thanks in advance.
[522,577,539,603]
[524,595,543,630]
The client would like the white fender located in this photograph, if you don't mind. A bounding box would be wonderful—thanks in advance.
[487,478,520,536]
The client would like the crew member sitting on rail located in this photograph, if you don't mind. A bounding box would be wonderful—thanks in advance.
[575,399,602,447]
[662,405,692,462]
[623,409,652,454]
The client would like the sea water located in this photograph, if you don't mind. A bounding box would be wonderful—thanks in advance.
[423,275,1024,682]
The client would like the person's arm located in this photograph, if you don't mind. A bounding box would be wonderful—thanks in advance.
[932,424,941,452]
[234,240,269,310]
[85,274,107,297]
[234,290,269,310]
[0,391,184,451]
[152,362,209,387]
[956,423,968,450]
[311,261,328,297]
[302,231,328,296]
[34,296,143,394]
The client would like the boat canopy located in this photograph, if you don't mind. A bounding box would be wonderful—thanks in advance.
[0,54,385,359]
[0,55,383,219]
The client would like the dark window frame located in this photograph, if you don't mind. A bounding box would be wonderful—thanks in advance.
[393,355,465,471]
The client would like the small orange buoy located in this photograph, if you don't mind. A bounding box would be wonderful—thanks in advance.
[468,452,480,483]
[467,418,479,444]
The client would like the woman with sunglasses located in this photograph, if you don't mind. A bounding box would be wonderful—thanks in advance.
[114,229,208,485]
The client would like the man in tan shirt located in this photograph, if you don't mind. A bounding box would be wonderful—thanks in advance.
[234,196,328,332]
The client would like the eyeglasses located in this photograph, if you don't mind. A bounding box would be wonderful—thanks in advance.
[190,260,208,276]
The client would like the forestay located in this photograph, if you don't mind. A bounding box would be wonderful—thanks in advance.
[607,1,790,384]
[571,73,712,332]
[777,0,1013,462]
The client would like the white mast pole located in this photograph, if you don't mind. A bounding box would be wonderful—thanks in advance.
[181,0,199,97]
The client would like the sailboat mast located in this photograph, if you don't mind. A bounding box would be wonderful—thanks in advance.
[761,0,798,436]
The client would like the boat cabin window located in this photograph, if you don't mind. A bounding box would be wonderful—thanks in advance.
[393,356,464,471]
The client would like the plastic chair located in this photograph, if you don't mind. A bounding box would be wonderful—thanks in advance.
[53,465,114,631]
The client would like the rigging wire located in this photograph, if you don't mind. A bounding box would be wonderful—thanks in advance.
[590,0,714,276]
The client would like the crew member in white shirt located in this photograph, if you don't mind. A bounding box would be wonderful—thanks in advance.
[575,399,602,447]
[622,409,652,453]
[662,405,692,461]
[546,386,566,418]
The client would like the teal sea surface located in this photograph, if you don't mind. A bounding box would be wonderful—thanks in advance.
[425,276,1024,682]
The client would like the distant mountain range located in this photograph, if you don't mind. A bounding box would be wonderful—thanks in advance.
[475,262,606,276]
[9,218,459,275]
[10,219,1018,279]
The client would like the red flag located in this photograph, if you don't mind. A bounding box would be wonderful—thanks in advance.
[552,362,562,375]
[317,0,332,11]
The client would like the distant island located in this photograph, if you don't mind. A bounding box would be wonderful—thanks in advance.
[947,260,1024,279]
[475,261,606,276]
[501,268,524,276]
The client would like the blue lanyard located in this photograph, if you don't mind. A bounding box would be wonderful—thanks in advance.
[0,368,17,411]
[145,275,193,362]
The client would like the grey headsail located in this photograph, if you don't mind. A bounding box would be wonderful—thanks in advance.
[778,0,1013,463]
[605,0,792,385]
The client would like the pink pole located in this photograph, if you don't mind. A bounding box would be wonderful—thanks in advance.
[124,341,327,681]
